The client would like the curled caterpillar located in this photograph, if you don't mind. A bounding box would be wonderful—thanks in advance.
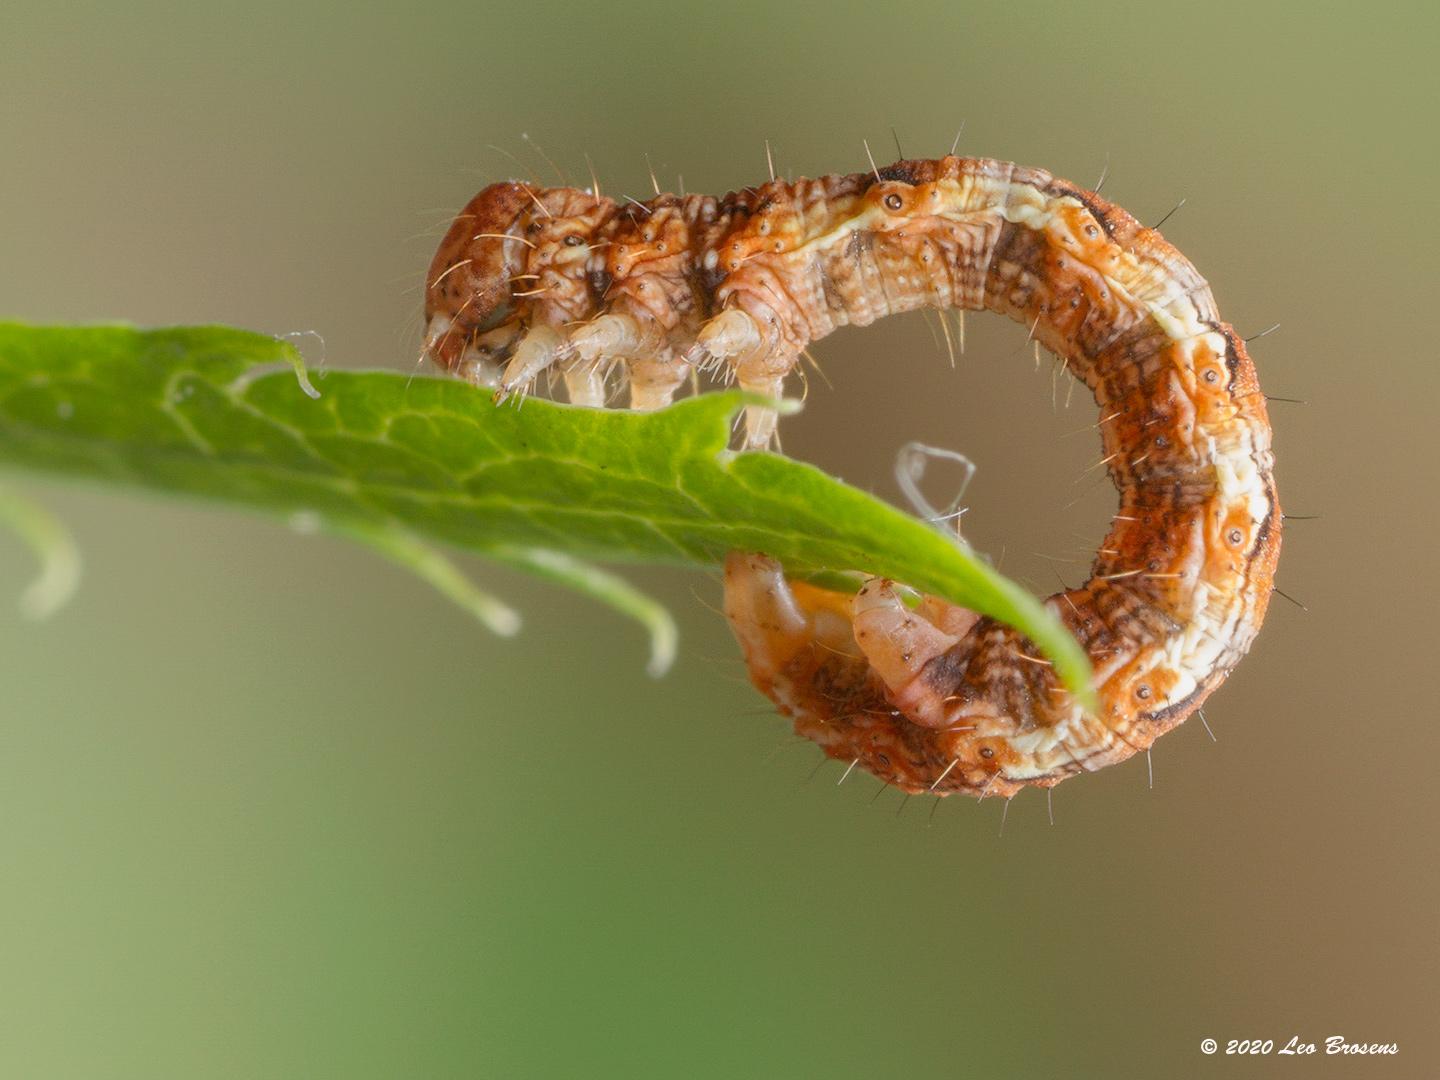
[423,154,1281,797]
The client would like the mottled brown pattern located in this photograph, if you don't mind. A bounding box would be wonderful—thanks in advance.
[425,155,1280,797]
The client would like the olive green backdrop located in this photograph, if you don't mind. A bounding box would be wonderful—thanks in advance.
[2,1,1435,1076]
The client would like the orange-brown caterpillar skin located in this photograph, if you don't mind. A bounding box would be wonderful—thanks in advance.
[425,156,1281,797]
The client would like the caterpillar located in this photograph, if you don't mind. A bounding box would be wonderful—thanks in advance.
[423,153,1281,798]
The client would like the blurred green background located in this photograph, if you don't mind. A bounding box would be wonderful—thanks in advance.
[2,1,1436,1076]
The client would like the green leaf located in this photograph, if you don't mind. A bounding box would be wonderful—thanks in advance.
[0,323,1094,704]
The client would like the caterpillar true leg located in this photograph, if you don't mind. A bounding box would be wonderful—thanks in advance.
[454,323,523,389]
[558,353,609,407]
[422,314,454,356]
[569,312,674,408]
[626,354,688,411]
[569,313,646,364]
[496,324,569,403]
[456,348,503,389]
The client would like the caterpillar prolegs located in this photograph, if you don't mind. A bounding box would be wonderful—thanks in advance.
[424,154,1281,797]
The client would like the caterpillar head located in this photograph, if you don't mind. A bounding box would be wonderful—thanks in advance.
[424,182,613,379]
